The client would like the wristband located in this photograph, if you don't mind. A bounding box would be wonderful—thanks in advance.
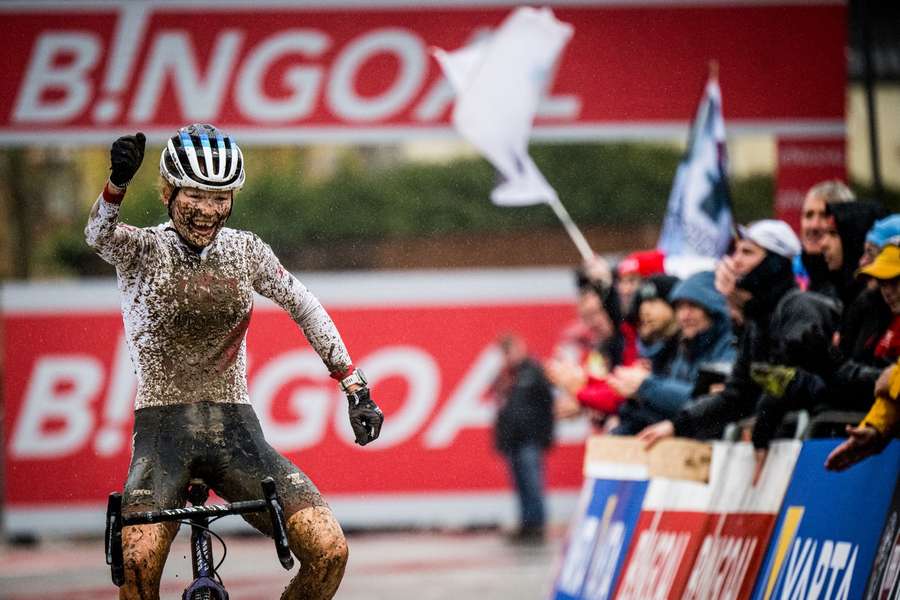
[103,180,126,205]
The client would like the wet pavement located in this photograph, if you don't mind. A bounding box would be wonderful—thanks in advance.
[0,528,564,599]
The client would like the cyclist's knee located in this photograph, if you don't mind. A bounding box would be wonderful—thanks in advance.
[287,506,348,573]
[120,522,177,599]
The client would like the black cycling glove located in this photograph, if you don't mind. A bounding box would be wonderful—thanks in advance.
[347,387,384,446]
[109,132,146,187]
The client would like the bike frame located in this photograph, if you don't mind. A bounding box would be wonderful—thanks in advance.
[106,477,293,599]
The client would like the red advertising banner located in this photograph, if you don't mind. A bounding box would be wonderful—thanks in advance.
[612,441,800,600]
[2,270,588,535]
[0,1,845,145]
[775,137,848,233]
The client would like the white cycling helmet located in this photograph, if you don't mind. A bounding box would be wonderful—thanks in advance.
[160,123,245,191]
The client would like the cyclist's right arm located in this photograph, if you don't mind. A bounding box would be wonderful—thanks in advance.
[84,183,152,267]
[85,132,150,267]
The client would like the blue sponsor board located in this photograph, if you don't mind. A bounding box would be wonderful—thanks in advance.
[553,478,647,600]
[752,440,900,600]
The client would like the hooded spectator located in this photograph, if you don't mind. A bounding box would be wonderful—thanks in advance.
[640,220,840,481]
[611,271,735,434]
[833,216,900,408]
[817,200,885,307]
[795,180,855,290]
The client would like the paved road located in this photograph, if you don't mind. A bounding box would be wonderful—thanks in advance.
[0,529,563,599]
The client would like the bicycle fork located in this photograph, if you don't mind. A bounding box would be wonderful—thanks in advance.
[182,483,229,600]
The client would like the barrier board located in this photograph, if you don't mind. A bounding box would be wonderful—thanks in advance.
[752,439,900,600]
[553,437,650,600]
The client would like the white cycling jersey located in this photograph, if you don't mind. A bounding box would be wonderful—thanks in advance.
[85,195,352,410]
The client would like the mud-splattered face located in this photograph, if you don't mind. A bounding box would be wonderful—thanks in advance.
[169,187,233,248]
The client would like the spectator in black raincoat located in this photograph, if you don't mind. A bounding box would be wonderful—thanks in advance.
[832,214,900,410]
[491,334,554,543]
[818,200,886,308]
[639,220,840,481]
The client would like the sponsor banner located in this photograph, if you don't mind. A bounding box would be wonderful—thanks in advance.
[682,441,801,600]
[614,440,800,600]
[775,137,848,233]
[0,1,845,144]
[752,439,900,600]
[553,437,649,600]
[1,269,587,534]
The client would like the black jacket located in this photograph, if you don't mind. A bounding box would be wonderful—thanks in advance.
[672,287,840,449]
[494,358,554,453]
[833,287,894,409]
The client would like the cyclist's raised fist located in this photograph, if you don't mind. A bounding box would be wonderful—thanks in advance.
[109,132,146,187]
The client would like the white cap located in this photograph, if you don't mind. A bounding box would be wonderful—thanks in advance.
[737,220,801,259]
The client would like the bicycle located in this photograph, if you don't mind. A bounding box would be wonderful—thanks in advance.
[105,476,294,600]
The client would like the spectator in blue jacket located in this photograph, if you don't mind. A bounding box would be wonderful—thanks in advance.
[609,271,735,433]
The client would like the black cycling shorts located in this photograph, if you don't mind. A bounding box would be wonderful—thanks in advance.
[123,401,326,537]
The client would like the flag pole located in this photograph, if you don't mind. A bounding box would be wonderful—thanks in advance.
[547,195,594,261]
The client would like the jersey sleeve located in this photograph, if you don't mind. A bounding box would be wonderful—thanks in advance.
[84,193,154,268]
[248,234,353,377]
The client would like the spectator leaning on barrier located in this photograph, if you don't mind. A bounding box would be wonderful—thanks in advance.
[818,200,885,308]
[794,180,855,291]
[546,256,638,424]
[639,220,840,481]
[611,271,735,435]
[832,217,900,408]
[630,274,681,370]
[827,244,900,471]
[607,274,681,434]
[491,334,555,543]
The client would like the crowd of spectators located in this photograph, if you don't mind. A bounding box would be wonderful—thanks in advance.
[542,179,900,476]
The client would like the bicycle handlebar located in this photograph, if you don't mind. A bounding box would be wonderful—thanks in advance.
[261,477,295,570]
[105,477,294,586]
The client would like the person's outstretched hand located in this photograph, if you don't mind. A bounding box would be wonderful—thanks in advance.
[824,424,883,471]
[109,132,146,187]
[347,388,384,446]
[637,420,674,449]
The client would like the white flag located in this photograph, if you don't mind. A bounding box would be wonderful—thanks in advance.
[657,78,734,258]
[433,7,573,206]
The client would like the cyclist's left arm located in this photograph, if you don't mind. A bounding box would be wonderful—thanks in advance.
[249,234,352,378]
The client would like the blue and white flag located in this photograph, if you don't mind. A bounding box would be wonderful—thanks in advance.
[657,78,733,258]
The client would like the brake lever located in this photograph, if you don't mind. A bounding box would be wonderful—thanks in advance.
[261,477,295,570]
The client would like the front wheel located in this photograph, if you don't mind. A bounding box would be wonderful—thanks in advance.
[187,586,227,600]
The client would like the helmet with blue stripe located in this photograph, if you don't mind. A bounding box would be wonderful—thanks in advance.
[160,123,245,191]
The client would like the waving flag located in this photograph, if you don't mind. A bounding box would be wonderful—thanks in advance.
[434,7,594,259]
[433,7,572,207]
[658,75,734,258]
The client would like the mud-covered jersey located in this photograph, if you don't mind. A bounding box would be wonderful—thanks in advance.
[85,195,352,410]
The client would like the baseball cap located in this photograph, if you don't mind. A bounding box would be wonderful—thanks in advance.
[857,244,900,280]
[617,249,666,278]
[737,220,801,259]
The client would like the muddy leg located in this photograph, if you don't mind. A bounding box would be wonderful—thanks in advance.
[119,522,179,600]
[280,506,349,600]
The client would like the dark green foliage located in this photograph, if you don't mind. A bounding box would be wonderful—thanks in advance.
[52,143,792,274]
